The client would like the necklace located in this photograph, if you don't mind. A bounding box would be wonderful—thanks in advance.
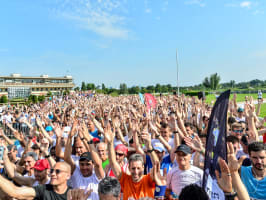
[251,167,265,180]
[249,168,260,195]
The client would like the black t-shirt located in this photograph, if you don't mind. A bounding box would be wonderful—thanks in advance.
[34,184,70,200]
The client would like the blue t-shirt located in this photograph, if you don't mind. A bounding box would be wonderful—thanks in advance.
[145,154,172,175]
[241,166,266,200]
[89,128,102,140]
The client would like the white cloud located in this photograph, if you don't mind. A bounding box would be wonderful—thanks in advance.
[52,0,130,39]
[240,1,251,8]
[155,16,161,20]
[185,0,205,7]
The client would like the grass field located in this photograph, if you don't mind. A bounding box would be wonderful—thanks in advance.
[205,93,264,103]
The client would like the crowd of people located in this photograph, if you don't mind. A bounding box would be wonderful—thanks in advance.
[0,92,265,200]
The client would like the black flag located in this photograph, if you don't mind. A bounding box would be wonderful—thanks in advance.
[202,90,230,200]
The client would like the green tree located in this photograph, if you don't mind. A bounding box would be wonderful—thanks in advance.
[87,83,95,90]
[230,80,235,88]
[119,83,128,94]
[155,84,161,93]
[202,77,211,88]
[38,95,45,102]
[32,95,38,103]
[47,91,52,96]
[0,95,8,103]
[146,85,155,93]
[74,87,80,91]
[202,73,220,90]
[81,82,86,91]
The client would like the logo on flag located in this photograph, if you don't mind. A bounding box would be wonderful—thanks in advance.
[202,90,230,200]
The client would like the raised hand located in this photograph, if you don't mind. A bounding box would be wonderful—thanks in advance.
[54,124,63,138]
[215,158,232,193]
[184,135,204,153]
[227,142,245,173]
[104,123,115,143]
[152,161,167,186]
[67,188,92,200]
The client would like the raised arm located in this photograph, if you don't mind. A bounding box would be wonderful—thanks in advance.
[80,122,104,180]
[0,175,36,200]
[36,118,54,145]
[0,128,13,145]
[227,142,249,200]
[64,120,77,174]
[105,123,122,179]
[54,125,65,159]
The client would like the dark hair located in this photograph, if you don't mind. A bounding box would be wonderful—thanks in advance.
[226,135,239,144]
[179,184,209,200]
[248,142,266,155]
[228,116,236,125]
[24,151,38,161]
[160,122,168,129]
[98,177,121,197]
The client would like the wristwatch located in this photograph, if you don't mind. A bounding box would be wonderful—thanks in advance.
[87,140,94,144]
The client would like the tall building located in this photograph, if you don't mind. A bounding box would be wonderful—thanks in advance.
[0,74,75,99]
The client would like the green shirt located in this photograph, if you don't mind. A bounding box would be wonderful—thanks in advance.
[102,159,110,169]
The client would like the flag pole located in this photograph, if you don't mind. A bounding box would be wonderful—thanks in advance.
[176,49,179,96]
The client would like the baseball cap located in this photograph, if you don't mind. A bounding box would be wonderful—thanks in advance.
[33,159,50,171]
[175,144,192,154]
[45,126,53,132]
[93,138,100,143]
[152,142,166,152]
[79,152,92,161]
[115,144,128,156]
[237,107,244,112]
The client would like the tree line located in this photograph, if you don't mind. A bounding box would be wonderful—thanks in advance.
[76,76,266,95]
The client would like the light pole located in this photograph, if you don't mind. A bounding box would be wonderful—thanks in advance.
[176,49,180,96]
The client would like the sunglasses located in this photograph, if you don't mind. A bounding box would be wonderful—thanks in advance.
[233,130,243,133]
[50,169,67,175]
[116,152,124,157]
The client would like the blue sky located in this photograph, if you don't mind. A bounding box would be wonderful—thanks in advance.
[0,0,266,88]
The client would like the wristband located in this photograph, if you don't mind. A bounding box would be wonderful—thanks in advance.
[154,185,166,198]
[147,148,155,153]
[155,134,160,138]
[173,131,178,134]
[45,154,50,158]
[87,140,94,144]
[81,137,85,141]
[224,192,237,200]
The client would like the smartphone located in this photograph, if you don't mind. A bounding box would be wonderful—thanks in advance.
[0,146,4,160]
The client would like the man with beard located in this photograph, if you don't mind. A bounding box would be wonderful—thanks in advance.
[0,161,71,200]
[241,142,266,200]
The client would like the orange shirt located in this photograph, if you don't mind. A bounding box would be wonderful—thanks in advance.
[120,171,155,200]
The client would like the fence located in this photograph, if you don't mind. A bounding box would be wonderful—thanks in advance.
[0,122,30,138]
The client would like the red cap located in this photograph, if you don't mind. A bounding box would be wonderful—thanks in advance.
[115,144,128,156]
[93,138,100,143]
[33,159,50,171]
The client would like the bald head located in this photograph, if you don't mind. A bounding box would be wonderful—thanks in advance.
[54,162,71,174]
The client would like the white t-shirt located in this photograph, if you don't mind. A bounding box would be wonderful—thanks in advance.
[32,178,50,186]
[70,165,101,200]
[166,165,203,197]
